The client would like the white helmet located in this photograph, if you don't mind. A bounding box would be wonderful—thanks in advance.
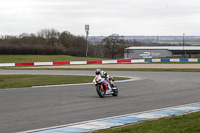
[101,71,107,77]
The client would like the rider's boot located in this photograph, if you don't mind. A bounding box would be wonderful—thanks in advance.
[110,80,115,87]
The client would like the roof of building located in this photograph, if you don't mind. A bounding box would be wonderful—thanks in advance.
[125,46,200,51]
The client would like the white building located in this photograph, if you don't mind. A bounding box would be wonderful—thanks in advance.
[124,46,200,59]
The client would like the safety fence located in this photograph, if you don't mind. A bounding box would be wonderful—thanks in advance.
[0,58,200,67]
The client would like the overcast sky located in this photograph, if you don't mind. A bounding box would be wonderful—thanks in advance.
[0,0,200,36]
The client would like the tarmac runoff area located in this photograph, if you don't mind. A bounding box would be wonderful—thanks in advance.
[23,63,200,69]
[18,102,200,133]
[1,69,200,133]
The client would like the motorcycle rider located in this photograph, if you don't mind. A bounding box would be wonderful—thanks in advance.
[95,69,115,93]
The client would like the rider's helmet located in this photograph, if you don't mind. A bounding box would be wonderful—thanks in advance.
[95,68,101,75]
[101,71,107,77]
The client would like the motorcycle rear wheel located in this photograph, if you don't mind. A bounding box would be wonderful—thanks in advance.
[96,86,106,98]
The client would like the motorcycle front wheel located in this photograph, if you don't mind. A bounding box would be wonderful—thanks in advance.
[96,86,106,98]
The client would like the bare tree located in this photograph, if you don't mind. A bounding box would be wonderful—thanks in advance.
[0,28,89,56]
[60,31,74,48]
[37,29,60,45]
[102,34,126,59]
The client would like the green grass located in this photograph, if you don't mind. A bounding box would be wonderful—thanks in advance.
[0,75,128,89]
[95,111,200,133]
[0,55,110,63]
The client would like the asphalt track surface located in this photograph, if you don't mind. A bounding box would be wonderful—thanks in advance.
[0,69,200,133]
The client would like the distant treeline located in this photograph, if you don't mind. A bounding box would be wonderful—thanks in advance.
[0,29,88,56]
[2,28,194,58]
[0,29,143,58]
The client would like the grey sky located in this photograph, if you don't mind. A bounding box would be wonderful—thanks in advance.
[0,0,200,36]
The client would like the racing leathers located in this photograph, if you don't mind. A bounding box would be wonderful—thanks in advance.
[100,71,115,94]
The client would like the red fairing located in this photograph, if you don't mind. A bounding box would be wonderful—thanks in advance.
[95,77,98,81]
[97,84,104,91]
[104,84,108,90]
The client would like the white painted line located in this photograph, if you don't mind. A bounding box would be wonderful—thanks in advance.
[34,62,53,66]
[70,121,123,130]
[32,82,92,88]
[115,76,143,83]
[127,113,169,119]
[31,76,143,88]
[171,106,200,111]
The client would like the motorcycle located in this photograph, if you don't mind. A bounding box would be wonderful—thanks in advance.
[93,75,118,98]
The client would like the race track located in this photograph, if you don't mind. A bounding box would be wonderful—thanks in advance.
[0,70,200,133]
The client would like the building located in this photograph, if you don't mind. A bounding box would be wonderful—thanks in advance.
[124,46,200,59]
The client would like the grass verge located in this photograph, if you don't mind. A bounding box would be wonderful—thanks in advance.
[0,55,110,63]
[1,55,199,63]
[95,111,200,133]
[0,75,128,89]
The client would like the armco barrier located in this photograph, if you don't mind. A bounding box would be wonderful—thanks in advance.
[87,61,102,64]
[53,62,70,65]
[189,58,198,62]
[117,60,131,63]
[170,59,179,62]
[34,62,53,66]
[102,60,118,64]
[131,59,145,63]
[0,58,200,67]
[0,63,15,67]
[180,58,189,62]
[152,59,161,62]
[145,59,152,62]
[70,61,87,65]
[15,63,34,66]
[161,59,170,62]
